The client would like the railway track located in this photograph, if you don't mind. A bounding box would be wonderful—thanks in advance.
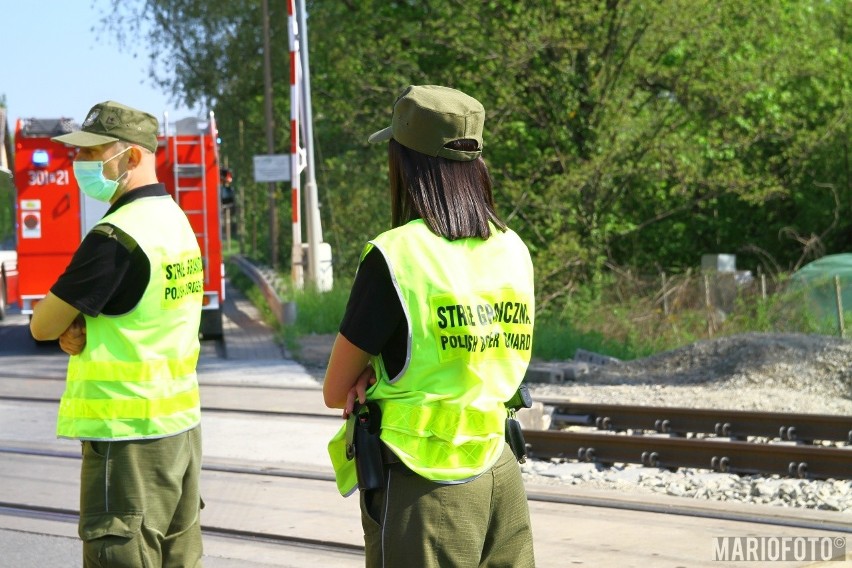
[523,429,852,480]
[0,444,368,565]
[538,399,852,443]
[1,444,848,534]
[2,365,850,565]
[528,399,852,480]
[0,501,364,556]
[0,391,340,421]
[8,387,849,441]
[4,389,851,481]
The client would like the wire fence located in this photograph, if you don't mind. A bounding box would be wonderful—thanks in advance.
[597,267,849,340]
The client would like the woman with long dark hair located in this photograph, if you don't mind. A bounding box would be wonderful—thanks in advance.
[324,85,536,567]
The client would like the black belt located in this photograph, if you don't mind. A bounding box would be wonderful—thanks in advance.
[381,443,400,464]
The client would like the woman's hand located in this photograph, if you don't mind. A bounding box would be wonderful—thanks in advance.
[343,364,377,418]
[323,333,373,414]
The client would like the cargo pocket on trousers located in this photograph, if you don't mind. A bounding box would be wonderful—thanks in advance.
[79,512,145,568]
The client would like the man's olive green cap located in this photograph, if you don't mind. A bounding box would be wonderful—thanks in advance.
[368,85,484,161]
[52,101,159,153]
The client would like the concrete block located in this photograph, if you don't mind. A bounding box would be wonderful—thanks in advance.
[563,361,590,379]
[516,402,552,431]
[574,349,621,366]
[701,253,736,272]
[524,362,566,383]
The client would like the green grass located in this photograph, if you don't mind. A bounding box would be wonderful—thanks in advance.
[226,259,850,363]
[283,285,350,335]
[225,257,349,357]
[277,284,349,357]
[532,272,850,361]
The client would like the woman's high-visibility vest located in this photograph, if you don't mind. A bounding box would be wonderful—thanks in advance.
[329,220,534,495]
[57,195,204,440]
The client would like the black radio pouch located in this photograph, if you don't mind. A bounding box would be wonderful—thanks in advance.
[349,402,385,491]
[505,384,532,463]
[505,416,527,463]
[506,383,533,411]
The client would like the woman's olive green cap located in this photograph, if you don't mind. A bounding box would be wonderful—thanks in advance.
[368,85,484,161]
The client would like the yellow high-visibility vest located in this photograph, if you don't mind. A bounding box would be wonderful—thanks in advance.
[57,195,204,440]
[329,220,534,495]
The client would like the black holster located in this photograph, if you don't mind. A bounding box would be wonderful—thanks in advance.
[349,402,385,491]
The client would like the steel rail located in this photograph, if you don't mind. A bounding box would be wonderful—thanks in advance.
[535,400,852,444]
[0,373,324,392]
[9,393,847,443]
[0,444,338,483]
[0,502,364,555]
[524,429,852,480]
[3,492,849,544]
[522,489,852,533]
[0,394,337,420]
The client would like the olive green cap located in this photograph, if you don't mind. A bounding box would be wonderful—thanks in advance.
[368,85,484,161]
[52,100,159,153]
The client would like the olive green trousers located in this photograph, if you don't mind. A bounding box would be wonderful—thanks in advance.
[78,426,204,568]
[360,443,535,567]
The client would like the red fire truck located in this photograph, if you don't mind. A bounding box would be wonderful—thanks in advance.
[0,113,225,338]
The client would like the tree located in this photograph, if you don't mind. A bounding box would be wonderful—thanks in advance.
[104,0,293,265]
[0,98,14,245]
[103,0,851,312]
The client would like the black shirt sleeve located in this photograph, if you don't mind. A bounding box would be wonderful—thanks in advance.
[339,247,407,376]
[50,224,150,317]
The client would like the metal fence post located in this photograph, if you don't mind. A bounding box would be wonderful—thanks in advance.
[834,275,845,339]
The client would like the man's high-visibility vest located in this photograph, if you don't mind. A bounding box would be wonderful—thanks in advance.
[57,195,204,440]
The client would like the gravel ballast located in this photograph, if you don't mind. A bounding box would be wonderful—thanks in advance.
[525,333,852,513]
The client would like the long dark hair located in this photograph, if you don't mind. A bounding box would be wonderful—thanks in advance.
[388,139,507,240]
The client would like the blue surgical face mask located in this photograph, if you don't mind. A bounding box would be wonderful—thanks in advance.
[73,148,131,202]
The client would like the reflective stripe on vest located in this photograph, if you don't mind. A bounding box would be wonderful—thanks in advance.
[329,220,534,493]
[57,195,203,440]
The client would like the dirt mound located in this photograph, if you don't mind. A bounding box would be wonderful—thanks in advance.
[585,333,852,398]
[296,331,852,400]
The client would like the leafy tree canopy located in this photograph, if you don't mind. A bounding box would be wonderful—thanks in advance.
[103,0,850,312]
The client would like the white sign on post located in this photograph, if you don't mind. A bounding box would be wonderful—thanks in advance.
[253,154,291,182]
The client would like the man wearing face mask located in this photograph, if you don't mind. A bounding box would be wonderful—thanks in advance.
[30,100,205,567]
